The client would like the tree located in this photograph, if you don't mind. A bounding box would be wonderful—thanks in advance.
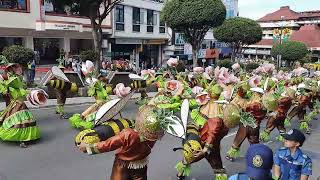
[2,45,34,68]
[214,17,263,61]
[161,0,226,67]
[271,41,308,65]
[2,45,35,82]
[49,0,121,68]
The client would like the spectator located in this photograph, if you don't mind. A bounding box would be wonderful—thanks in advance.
[273,129,312,180]
[27,59,36,87]
[229,144,273,180]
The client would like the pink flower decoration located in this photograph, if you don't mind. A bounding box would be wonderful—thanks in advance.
[228,74,240,84]
[167,58,179,67]
[232,63,240,70]
[114,83,131,98]
[141,69,155,78]
[292,67,308,76]
[196,92,210,105]
[214,66,221,80]
[205,66,213,75]
[193,67,204,74]
[192,86,204,95]
[221,89,232,101]
[165,80,181,93]
[248,76,262,88]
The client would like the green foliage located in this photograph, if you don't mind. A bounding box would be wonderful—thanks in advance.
[219,59,233,69]
[214,17,263,46]
[161,0,226,31]
[161,0,226,66]
[2,45,34,67]
[80,50,99,62]
[0,55,8,65]
[271,41,308,62]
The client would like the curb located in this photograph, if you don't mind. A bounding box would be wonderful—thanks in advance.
[0,92,157,110]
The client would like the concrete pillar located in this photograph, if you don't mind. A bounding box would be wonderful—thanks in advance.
[63,37,71,54]
[24,36,34,50]
[158,45,162,67]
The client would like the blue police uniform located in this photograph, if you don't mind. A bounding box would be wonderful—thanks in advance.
[274,147,312,180]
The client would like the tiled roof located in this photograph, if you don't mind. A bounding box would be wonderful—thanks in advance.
[258,6,300,22]
[290,24,320,48]
[255,39,274,46]
[258,6,320,22]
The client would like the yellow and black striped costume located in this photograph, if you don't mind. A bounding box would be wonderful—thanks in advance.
[181,124,203,164]
[48,80,78,93]
[130,80,147,89]
[75,118,133,146]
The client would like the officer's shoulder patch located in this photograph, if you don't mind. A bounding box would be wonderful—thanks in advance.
[302,154,310,159]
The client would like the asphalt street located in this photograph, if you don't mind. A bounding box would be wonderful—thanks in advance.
[0,101,319,180]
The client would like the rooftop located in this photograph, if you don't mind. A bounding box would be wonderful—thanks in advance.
[258,6,320,22]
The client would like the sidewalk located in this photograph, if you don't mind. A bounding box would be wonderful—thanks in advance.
[0,92,157,110]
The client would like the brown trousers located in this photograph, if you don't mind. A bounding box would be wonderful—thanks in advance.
[232,124,260,149]
[265,116,286,134]
[55,89,67,105]
[110,157,147,180]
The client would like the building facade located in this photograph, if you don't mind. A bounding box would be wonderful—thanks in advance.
[0,0,112,64]
[110,0,169,69]
[244,6,320,60]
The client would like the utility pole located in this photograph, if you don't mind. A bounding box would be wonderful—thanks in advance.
[277,16,285,69]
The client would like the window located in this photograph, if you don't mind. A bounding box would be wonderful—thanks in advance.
[0,0,27,11]
[147,10,154,33]
[159,19,165,33]
[132,7,140,32]
[115,5,124,31]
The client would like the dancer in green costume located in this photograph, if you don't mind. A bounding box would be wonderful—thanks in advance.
[0,63,41,148]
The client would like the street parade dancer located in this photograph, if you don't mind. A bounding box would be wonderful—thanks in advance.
[175,66,243,180]
[76,71,189,180]
[42,64,78,119]
[226,75,267,162]
[69,60,113,129]
[0,61,47,148]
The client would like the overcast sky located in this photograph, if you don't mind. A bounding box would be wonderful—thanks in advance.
[238,0,320,20]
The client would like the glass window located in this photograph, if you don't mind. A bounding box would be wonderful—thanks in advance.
[115,5,124,31]
[0,0,27,10]
[147,10,154,33]
[132,7,140,32]
[159,20,165,33]
[147,10,154,25]
[116,5,124,23]
[132,7,140,24]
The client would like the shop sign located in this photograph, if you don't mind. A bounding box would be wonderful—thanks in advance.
[205,49,219,59]
[198,49,206,59]
[116,39,142,45]
[46,23,79,31]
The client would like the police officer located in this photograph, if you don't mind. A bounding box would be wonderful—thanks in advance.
[274,129,312,180]
[229,144,274,180]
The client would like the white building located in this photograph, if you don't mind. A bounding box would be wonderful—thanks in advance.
[110,0,169,68]
[0,0,112,64]
[244,6,320,60]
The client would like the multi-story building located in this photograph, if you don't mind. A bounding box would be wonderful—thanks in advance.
[166,0,239,66]
[0,0,112,64]
[110,0,169,69]
[244,6,320,60]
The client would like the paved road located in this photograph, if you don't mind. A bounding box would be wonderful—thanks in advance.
[0,102,319,180]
